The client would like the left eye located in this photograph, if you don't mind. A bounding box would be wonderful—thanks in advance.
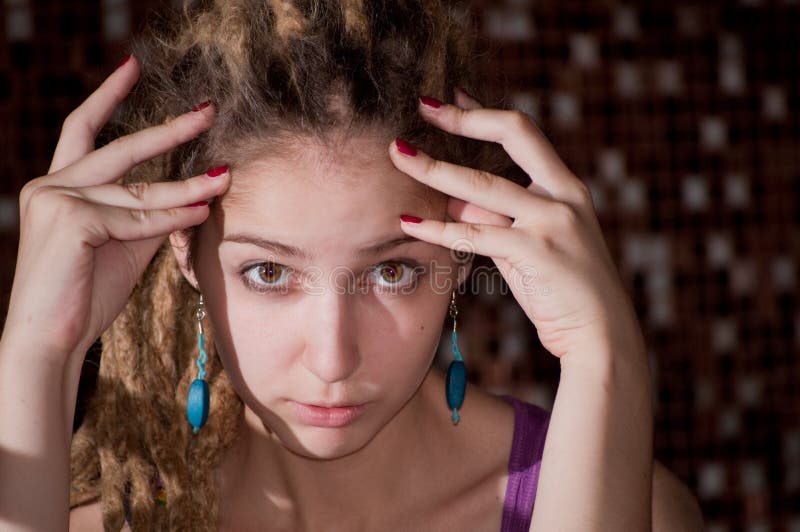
[370,260,423,291]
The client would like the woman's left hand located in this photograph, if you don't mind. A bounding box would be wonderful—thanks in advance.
[389,89,645,363]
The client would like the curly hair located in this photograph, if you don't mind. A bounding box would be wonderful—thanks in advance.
[68,0,522,529]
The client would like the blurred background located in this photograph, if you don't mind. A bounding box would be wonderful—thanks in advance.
[0,1,798,530]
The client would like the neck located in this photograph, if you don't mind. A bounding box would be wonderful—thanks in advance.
[217,368,454,530]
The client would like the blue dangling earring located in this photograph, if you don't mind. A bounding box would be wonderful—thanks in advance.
[445,290,467,425]
[187,294,210,434]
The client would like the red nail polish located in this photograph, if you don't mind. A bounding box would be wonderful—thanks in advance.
[192,100,211,112]
[116,54,131,70]
[186,200,209,207]
[400,214,422,224]
[419,96,443,109]
[207,165,228,177]
[395,138,417,157]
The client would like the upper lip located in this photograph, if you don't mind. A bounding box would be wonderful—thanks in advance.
[296,401,366,408]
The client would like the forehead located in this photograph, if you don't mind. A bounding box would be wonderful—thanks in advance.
[214,134,446,257]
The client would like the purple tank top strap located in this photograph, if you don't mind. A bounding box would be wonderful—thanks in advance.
[499,394,551,532]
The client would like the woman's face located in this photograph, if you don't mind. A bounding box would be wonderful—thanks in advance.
[182,134,465,459]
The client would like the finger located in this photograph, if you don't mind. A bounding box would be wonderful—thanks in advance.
[447,196,512,228]
[417,97,586,204]
[453,86,483,110]
[389,137,562,224]
[83,201,212,248]
[72,166,230,210]
[398,215,527,262]
[49,55,141,174]
[49,102,215,188]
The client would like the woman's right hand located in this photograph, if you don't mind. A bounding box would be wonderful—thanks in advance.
[1,55,230,367]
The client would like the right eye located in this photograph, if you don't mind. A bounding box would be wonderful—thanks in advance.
[241,262,292,293]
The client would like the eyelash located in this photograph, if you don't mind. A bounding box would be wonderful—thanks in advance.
[239,259,426,295]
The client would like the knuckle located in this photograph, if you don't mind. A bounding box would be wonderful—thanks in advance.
[128,208,150,224]
[508,109,535,132]
[464,223,482,242]
[573,180,594,205]
[549,202,580,228]
[60,110,81,134]
[122,181,150,202]
[466,168,496,192]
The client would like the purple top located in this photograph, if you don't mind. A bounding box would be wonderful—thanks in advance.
[499,394,552,532]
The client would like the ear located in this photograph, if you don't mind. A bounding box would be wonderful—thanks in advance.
[169,230,200,290]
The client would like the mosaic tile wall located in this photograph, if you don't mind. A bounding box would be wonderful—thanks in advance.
[0,1,798,530]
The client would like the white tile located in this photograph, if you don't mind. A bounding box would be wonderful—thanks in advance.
[740,461,766,493]
[619,178,647,212]
[724,173,750,208]
[736,375,763,406]
[613,5,640,39]
[772,256,796,291]
[718,407,741,437]
[712,318,737,352]
[700,116,728,151]
[597,148,627,184]
[676,7,702,36]
[0,195,19,230]
[102,0,131,42]
[615,62,643,98]
[720,34,744,59]
[707,232,734,268]
[648,297,674,327]
[719,59,746,95]
[730,259,756,295]
[485,8,534,41]
[762,86,788,120]
[698,462,727,498]
[5,0,32,41]
[683,175,709,210]
[696,378,716,410]
[654,60,685,96]
[551,91,581,129]
[569,33,600,68]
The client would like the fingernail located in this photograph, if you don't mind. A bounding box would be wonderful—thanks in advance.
[186,200,209,207]
[400,214,423,224]
[207,165,228,178]
[116,54,132,70]
[395,138,417,157]
[419,96,443,109]
[192,100,211,112]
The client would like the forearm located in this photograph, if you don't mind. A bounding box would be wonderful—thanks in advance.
[0,339,73,532]
[531,339,654,531]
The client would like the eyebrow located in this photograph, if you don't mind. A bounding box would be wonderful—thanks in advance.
[222,233,423,259]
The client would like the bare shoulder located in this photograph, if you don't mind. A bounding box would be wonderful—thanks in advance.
[652,460,704,532]
[70,500,132,532]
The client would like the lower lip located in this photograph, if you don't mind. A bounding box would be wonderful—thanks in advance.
[289,401,368,427]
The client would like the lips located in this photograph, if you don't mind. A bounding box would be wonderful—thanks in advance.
[289,400,369,428]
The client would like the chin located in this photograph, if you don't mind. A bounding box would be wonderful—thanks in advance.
[278,423,377,461]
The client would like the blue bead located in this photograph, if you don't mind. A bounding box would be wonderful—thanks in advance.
[446,360,466,410]
[187,378,209,431]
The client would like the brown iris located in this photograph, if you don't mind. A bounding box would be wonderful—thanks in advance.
[378,261,404,284]
[257,262,284,284]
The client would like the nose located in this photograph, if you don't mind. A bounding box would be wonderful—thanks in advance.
[301,290,361,384]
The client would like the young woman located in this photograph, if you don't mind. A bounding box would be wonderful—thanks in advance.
[0,1,703,530]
